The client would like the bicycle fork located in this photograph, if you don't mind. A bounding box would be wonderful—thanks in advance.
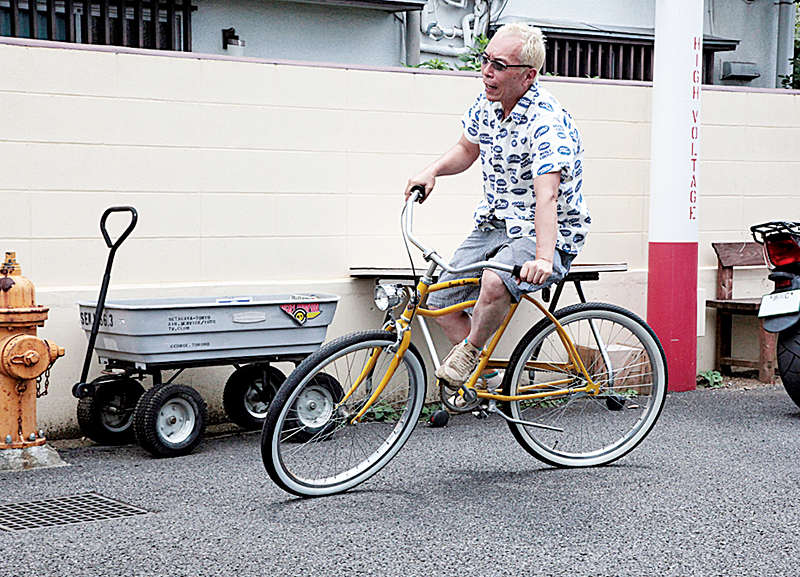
[343,330,413,424]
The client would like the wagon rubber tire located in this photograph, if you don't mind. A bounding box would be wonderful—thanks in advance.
[223,364,285,430]
[777,323,800,408]
[77,376,144,445]
[133,383,207,458]
[285,373,344,443]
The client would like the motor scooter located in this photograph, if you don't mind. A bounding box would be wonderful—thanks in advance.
[751,221,800,407]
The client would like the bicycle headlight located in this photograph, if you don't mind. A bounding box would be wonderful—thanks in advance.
[374,284,404,311]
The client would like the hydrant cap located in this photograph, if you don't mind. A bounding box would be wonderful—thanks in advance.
[0,334,54,381]
[0,252,37,310]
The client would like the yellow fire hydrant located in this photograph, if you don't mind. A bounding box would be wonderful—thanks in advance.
[0,253,64,449]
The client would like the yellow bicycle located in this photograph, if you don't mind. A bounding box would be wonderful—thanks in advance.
[261,189,668,497]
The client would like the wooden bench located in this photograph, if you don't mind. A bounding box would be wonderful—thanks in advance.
[705,241,776,383]
[351,262,628,312]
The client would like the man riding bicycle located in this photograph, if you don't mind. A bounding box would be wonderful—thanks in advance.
[405,22,591,390]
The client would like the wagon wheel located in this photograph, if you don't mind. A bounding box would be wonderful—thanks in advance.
[286,373,344,443]
[223,364,286,430]
[134,383,207,458]
[77,376,144,445]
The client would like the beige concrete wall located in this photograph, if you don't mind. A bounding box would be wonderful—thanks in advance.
[2,39,799,437]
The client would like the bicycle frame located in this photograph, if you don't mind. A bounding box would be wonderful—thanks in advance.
[344,192,606,423]
[415,280,598,402]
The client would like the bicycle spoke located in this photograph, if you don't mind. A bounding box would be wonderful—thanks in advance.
[262,331,426,496]
[503,303,667,467]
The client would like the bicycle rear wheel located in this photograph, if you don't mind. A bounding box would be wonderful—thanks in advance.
[502,303,667,467]
[261,330,427,497]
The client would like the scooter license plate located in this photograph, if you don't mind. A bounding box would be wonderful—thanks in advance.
[759,289,800,317]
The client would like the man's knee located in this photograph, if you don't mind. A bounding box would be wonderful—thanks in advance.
[480,270,511,303]
[433,308,463,329]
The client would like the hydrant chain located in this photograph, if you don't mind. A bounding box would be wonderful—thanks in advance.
[17,385,24,443]
[36,365,52,398]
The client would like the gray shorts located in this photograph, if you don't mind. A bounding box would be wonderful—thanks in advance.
[426,223,574,309]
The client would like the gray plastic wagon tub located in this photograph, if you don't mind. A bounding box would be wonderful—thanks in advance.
[78,293,339,368]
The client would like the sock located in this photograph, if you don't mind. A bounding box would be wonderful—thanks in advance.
[481,370,502,389]
[464,338,481,352]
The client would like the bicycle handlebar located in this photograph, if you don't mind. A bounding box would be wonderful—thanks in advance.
[404,187,521,278]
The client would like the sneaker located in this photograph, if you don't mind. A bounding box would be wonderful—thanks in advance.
[435,339,481,387]
[445,370,502,412]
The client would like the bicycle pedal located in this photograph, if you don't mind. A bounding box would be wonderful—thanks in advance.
[441,390,480,414]
[461,387,478,403]
[471,409,488,420]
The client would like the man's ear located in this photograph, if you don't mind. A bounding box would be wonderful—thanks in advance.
[522,68,538,90]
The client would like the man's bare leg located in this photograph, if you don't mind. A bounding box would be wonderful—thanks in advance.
[435,270,512,347]
[465,270,512,349]
[434,270,512,386]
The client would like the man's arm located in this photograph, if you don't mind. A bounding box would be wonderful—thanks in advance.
[405,134,480,202]
[520,171,559,285]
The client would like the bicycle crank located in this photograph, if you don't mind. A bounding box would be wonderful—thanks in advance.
[438,379,482,413]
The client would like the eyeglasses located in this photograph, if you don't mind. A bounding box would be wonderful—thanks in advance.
[478,53,532,72]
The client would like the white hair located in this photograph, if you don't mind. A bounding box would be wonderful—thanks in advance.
[494,23,546,72]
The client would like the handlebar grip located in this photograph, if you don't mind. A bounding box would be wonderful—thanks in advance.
[512,264,550,301]
[410,185,426,203]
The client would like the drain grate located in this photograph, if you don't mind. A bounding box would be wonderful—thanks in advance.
[0,493,150,531]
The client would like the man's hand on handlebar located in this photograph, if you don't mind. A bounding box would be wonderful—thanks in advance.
[405,174,435,203]
[518,258,553,286]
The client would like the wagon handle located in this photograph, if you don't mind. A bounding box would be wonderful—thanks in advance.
[101,206,138,250]
[73,207,138,399]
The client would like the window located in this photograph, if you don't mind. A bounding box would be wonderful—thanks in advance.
[544,34,654,82]
[491,20,739,84]
[0,0,194,51]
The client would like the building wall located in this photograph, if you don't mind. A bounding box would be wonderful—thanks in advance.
[1,39,798,438]
[708,0,781,88]
[192,0,406,65]
[419,0,787,89]
[495,0,655,28]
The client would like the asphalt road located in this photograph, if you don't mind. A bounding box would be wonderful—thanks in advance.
[2,383,799,577]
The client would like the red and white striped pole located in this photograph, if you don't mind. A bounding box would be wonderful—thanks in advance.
[647,0,704,392]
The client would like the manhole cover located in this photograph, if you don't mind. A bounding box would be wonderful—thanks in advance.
[0,493,150,531]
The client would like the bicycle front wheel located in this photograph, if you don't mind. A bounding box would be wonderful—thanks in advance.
[261,330,427,497]
[503,303,667,468]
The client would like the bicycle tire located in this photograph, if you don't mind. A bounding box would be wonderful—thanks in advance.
[502,302,668,467]
[261,330,427,497]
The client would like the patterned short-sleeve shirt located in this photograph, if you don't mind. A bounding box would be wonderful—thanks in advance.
[462,80,591,255]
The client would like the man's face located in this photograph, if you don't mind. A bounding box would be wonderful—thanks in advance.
[481,33,537,112]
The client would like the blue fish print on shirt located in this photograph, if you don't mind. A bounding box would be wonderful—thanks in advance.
[462,85,590,256]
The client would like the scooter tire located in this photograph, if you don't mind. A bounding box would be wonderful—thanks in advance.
[778,323,800,408]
